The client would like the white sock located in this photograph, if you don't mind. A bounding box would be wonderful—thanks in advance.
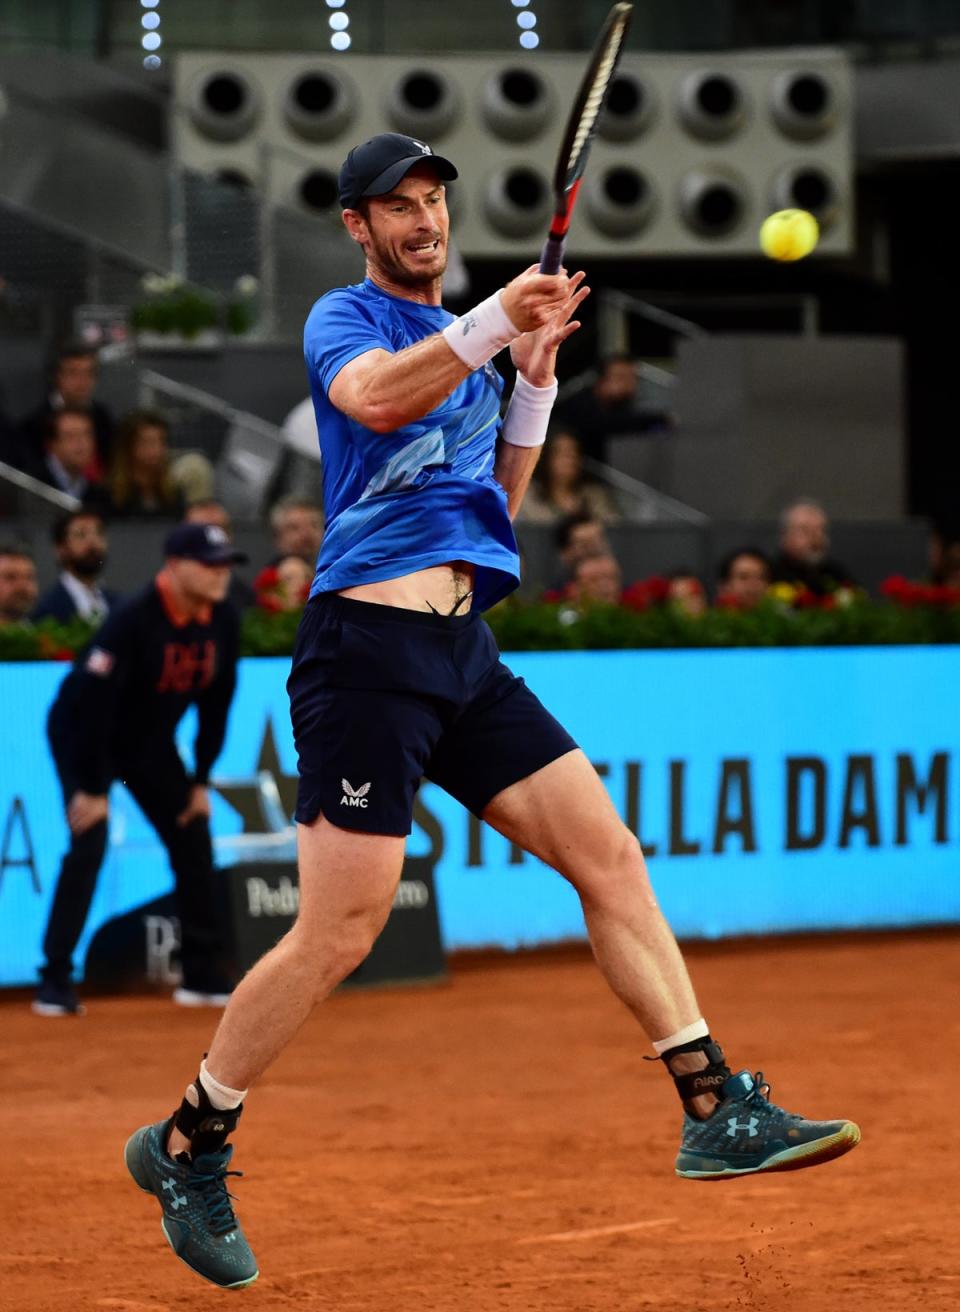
[652,1018,710,1056]
[198,1059,247,1110]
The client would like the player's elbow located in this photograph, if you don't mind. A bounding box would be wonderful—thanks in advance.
[360,404,404,434]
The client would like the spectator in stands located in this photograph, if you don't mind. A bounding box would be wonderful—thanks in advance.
[35,410,113,513]
[0,544,38,626]
[544,513,614,599]
[109,410,184,520]
[667,570,708,618]
[568,552,623,606]
[33,511,117,625]
[772,499,855,597]
[20,343,115,474]
[556,512,612,574]
[554,354,667,465]
[518,429,619,525]
[716,548,772,610]
[254,555,313,613]
[183,498,231,535]
[269,495,324,566]
[183,499,254,613]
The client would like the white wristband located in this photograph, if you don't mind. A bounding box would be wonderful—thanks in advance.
[442,290,521,370]
[501,372,558,448]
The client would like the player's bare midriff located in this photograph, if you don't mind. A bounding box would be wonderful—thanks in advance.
[337,560,475,615]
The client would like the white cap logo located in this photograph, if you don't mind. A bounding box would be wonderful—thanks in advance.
[205,526,228,546]
[412,139,432,155]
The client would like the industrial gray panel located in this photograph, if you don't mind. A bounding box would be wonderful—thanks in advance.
[173,50,853,260]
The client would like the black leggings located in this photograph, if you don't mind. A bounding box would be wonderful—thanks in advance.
[41,736,225,987]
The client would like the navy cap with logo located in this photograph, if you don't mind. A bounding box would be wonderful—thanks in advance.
[338,132,458,210]
[163,523,248,566]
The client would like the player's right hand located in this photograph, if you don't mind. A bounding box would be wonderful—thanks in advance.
[68,791,109,835]
[501,265,575,334]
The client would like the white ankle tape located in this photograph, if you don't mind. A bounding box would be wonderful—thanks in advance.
[441,290,520,370]
[652,1018,710,1055]
[199,1059,247,1111]
[501,372,558,448]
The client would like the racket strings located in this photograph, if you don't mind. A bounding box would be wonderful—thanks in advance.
[568,23,630,168]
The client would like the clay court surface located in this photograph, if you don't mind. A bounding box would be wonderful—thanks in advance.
[3,930,957,1312]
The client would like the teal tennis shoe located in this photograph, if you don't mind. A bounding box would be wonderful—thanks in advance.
[675,1070,860,1179]
[124,1119,259,1288]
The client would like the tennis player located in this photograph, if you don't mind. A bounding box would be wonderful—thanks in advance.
[126,133,859,1289]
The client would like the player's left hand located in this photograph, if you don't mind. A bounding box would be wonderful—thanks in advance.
[509,270,589,388]
[177,784,211,828]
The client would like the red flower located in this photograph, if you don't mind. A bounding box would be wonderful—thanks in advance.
[622,575,671,611]
[254,566,285,614]
[37,633,78,660]
[881,575,960,609]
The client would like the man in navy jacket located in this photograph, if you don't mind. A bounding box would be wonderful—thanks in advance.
[33,510,119,625]
[34,523,246,1017]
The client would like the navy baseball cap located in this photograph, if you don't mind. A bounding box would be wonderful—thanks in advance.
[163,523,248,565]
[338,132,458,209]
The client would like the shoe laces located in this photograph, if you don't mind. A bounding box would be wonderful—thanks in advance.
[743,1072,801,1124]
[188,1159,243,1235]
[746,1071,771,1103]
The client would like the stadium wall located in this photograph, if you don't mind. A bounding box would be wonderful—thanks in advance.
[1,647,958,987]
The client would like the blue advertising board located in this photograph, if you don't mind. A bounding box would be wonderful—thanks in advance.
[1,647,958,987]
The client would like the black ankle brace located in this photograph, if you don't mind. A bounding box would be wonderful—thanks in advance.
[173,1073,243,1160]
[659,1037,731,1105]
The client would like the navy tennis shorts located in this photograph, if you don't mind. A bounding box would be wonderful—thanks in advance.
[287,593,577,834]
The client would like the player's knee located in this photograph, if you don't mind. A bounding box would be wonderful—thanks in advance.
[576,829,653,910]
[286,907,383,993]
[327,917,380,981]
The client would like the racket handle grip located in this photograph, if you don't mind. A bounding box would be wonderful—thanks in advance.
[539,235,566,275]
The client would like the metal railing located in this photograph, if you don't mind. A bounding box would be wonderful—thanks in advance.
[0,458,79,517]
[139,369,289,521]
[582,455,708,526]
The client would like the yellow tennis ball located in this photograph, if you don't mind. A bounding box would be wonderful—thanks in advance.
[759,209,819,262]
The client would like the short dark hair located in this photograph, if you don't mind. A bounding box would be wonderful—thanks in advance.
[717,547,771,584]
[553,512,599,553]
[0,541,33,563]
[44,406,95,443]
[52,508,105,547]
[52,342,97,374]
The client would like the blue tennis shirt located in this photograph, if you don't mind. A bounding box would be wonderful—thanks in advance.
[303,278,521,611]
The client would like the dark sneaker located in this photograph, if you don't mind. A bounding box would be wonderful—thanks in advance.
[675,1070,860,1180]
[32,979,86,1017]
[124,1118,258,1289]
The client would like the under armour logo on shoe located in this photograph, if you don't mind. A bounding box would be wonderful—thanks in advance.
[340,779,371,808]
[726,1116,760,1138]
[162,1177,188,1208]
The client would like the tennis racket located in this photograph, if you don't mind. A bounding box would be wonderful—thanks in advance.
[539,1,634,275]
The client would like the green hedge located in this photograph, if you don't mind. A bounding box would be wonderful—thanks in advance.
[4,596,960,663]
